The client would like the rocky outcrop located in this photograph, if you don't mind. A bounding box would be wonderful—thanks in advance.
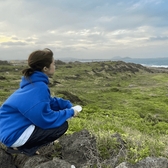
[0,60,10,65]
[59,129,98,167]
[116,157,168,168]
[0,130,168,168]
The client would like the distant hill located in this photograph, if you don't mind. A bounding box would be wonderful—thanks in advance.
[0,60,11,65]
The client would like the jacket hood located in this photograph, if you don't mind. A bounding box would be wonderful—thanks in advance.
[20,71,49,88]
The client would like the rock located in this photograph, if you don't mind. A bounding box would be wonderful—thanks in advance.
[116,157,168,168]
[135,157,168,168]
[0,148,16,168]
[22,156,49,168]
[59,129,99,167]
[115,162,131,168]
[0,76,6,80]
[34,157,72,168]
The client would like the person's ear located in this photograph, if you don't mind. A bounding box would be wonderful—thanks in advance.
[43,66,48,72]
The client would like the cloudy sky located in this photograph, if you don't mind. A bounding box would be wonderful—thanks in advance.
[0,0,168,60]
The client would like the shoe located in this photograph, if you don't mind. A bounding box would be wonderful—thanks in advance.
[6,147,24,154]
[6,147,39,156]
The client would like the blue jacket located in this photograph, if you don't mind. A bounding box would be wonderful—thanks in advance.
[0,71,74,147]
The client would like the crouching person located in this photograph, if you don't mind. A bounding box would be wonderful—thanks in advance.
[0,48,80,156]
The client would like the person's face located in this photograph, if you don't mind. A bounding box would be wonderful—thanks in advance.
[43,58,55,76]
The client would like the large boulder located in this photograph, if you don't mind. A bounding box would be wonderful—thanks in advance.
[59,129,99,167]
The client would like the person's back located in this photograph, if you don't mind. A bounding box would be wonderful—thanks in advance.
[0,71,50,147]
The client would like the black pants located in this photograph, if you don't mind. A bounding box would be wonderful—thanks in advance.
[17,121,68,156]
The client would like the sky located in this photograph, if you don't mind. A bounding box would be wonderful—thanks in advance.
[0,0,168,60]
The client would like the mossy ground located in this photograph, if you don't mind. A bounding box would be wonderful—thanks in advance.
[0,61,168,164]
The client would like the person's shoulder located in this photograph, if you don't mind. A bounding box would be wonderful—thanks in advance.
[35,81,48,88]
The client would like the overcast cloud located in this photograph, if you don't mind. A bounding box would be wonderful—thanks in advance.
[0,0,168,60]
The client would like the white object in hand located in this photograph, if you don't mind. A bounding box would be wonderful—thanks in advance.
[72,105,82,112]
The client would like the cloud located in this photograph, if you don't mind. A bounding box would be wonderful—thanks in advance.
[1,41,28,47]
[0,0,168,60]
[149,36,168,41]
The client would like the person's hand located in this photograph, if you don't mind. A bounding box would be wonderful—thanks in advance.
[72,105,82,117]
[73,109,79,117]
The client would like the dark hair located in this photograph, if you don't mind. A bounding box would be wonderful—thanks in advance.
[22,48,53,77]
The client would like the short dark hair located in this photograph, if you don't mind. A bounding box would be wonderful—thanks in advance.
[22,48,53,77]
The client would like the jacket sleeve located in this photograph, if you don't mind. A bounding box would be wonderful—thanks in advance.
[24,101,74,129]
[50,97,73,111]
[17,83,74,129]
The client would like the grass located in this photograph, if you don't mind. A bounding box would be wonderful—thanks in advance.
[0,61,168,166]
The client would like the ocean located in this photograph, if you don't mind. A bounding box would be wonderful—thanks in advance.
[119,57,168,68]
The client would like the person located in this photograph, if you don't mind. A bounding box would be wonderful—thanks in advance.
[0,48,81,156]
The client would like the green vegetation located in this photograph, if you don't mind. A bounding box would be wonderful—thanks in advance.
[0,61,168,165]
